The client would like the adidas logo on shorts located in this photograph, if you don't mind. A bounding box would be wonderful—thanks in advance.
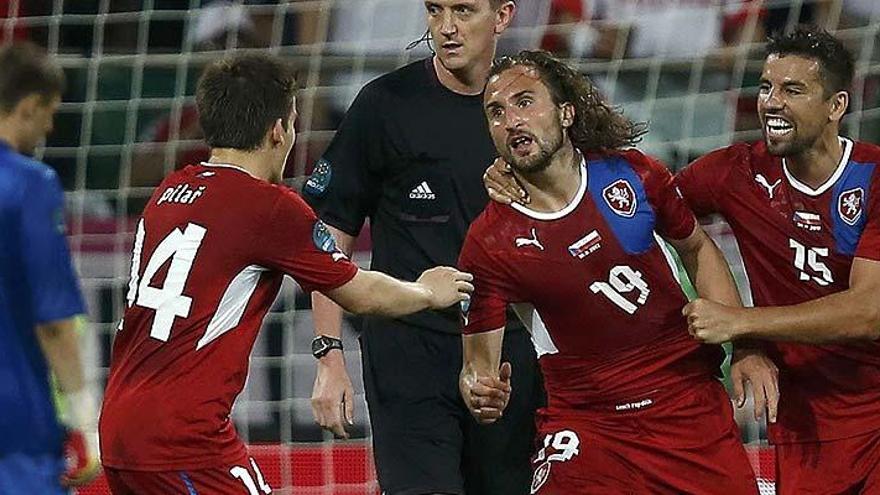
[409,181,436,200]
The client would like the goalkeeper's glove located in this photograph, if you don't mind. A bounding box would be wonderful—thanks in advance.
[60,388,101,487]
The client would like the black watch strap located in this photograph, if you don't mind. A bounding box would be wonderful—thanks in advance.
[312,335,343,359]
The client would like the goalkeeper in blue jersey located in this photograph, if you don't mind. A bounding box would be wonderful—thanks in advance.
[0,42,99,492]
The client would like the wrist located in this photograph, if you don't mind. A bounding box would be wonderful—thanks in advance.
[731,308,755,340]
[312,334,343,359]
[415,283,434,307]
[317,348,345,367]
[62,387,98,431]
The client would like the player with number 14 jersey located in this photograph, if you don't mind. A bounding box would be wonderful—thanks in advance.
[100,161,358,482]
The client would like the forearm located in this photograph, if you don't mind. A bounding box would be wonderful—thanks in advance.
[677,230,742,307]
[36,318,86,394]
[311,224,356,338]
[736,289,880,343]
[461,329,505,382]
[349,271,433,317]
[36,318,98,432]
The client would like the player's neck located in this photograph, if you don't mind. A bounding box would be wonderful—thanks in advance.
[784,131,843,189]
[516,143,582,213]
[207,148,277,183]
[432,55,492,96]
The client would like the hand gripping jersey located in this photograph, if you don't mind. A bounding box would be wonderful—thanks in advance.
[460,150,723,411]
[100,163,358,470]
[677,138,880,443]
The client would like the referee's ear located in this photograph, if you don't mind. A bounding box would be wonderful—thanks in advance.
[493,1,516,35]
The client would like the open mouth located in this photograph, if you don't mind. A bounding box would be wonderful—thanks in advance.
[442,42,462,52]
[765,116,794,138]
[509,134,535,156]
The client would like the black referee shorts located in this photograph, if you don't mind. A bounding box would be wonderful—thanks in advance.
[360,320,542,495]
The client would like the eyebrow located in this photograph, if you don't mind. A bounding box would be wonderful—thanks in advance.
[510,89,534,100]
[759,78,808,88]
[484,88,536,110]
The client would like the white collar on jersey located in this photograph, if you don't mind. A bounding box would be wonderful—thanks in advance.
[510,156,588,220]
[200,161,257,178]
[782,136,853,197]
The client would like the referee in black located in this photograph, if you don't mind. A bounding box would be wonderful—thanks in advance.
[303,1,542,494]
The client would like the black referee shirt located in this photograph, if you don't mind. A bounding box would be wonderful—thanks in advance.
[304,58,498,334]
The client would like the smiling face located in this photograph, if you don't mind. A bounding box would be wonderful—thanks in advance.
[425,0,511,73]
[484,65,568,174]
[758,54,846,157]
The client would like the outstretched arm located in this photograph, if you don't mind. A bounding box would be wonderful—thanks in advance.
[689,257,880,343]
[323,266,473,318]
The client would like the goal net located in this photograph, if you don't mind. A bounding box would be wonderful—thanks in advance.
[6,1,878,494]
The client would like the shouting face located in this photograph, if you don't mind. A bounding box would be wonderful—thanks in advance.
[484,65,569,174]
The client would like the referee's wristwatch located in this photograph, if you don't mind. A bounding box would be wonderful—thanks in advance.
[311,335,343,359]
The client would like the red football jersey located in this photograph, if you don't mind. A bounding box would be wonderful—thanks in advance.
[100,163,358,470]
[676,138,880,443]
[460,150,723,411]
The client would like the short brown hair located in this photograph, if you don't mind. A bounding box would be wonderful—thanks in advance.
[0,42,65,113]
[196,52,297,151]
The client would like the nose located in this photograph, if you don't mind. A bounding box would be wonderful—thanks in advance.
[504,109,525,132]
[439,11,456,37]
[762,87,785,112]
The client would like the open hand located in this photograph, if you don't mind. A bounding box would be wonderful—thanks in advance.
[418,266,474,309]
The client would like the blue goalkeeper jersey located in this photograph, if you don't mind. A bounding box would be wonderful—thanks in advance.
[0,140,85,456]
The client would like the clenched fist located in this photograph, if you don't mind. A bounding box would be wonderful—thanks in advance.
[683,298,746,344]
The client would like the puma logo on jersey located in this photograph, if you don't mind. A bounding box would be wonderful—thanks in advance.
[515,228,544,251]
[157,183,207,205]
[755,174,782,199]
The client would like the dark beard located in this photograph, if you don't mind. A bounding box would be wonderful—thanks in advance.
[764,132,813,157]
[505,127,564,175]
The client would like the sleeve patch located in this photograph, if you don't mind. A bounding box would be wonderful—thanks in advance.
[304,158,332,196]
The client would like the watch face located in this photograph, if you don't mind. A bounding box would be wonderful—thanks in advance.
[312,339,329,356]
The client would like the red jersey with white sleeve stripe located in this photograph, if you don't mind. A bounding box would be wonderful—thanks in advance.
[459,150,724,412]
[676,138,880,443]
[100,162,358,470]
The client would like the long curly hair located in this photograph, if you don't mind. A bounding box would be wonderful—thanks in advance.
[489,50,647,152]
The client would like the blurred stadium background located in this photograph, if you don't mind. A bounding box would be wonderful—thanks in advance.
[2,0,878,493]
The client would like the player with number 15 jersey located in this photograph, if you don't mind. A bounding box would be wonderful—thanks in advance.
[678,138,880,442]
